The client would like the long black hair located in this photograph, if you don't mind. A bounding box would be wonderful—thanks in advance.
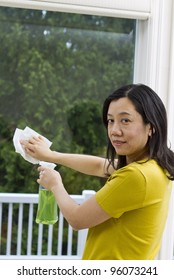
[102,84,174,180]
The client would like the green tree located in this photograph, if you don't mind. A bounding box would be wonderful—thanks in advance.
[0,7,135,194]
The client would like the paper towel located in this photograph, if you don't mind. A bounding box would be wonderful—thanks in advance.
[13,126,54,165]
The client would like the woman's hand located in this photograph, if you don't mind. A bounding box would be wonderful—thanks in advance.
[20,136,52,161]
[37,168,110,231]
[37,166,62,192]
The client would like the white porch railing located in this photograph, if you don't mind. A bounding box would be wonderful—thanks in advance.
[0,189,173,260]
[0,190,95,259]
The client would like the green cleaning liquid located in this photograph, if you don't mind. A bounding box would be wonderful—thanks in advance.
[36,187,58,224]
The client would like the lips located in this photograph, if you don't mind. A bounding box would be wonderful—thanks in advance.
[112,140,126,146]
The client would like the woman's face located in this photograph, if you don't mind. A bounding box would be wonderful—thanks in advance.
[107,97,151,163]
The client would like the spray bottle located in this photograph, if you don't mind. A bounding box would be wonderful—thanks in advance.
[36,162,58,224]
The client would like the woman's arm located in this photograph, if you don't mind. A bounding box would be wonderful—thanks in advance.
[21,136,115,177]
[38,166,111,230]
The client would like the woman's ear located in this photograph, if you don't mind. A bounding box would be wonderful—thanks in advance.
[148,125,155,137]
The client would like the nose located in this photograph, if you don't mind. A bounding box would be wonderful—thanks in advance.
[109,122,122,136]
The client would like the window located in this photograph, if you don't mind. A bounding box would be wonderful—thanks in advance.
[0,7,136,194]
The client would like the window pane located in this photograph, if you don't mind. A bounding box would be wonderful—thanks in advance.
[0,7,136,194]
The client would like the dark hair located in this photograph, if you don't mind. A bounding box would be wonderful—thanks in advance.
[103,83,174,180]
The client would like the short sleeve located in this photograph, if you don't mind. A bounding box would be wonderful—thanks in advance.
[96,165,146,218]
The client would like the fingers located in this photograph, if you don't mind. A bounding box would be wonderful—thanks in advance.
[22,143,35,154]
[39,170,45,178]
[20,136,42,153]
[37,167,62,192]
[37,166,59,180]
[20,139,28,145]
[38,166,45,172]
[37,167,52,189]
[38,167,48,178]
[37,167,46,185]
[38,135,44,140]
[20,135,43,145]
[28,136,42,144]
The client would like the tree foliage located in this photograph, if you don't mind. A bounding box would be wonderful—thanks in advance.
[0,7,135,194]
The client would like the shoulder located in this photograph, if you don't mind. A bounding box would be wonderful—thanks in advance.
[96,161,148,216]
[107,160,146,182]
[99,162,147,198]
[109,159,162,179]
[105,159,165,193]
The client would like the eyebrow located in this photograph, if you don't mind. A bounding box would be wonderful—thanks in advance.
[107,112,131,117]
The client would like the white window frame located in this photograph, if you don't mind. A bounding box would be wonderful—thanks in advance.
[0,0,150,19]
[0,0,173,260]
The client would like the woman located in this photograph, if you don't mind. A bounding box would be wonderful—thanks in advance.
[21,84,174,260]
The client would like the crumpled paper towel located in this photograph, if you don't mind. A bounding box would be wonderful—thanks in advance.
[13,126,56,168]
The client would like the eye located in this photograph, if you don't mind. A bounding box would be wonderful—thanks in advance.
[121,118,130,124]
[107,118,114,124]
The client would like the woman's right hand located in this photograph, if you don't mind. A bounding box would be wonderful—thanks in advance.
[37,166,62,192]
[20,136,53,162]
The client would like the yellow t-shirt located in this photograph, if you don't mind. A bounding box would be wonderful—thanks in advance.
[82,160,172,260]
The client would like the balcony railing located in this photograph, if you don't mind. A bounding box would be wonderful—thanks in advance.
[0,189,173,260]
[0,190,95,259]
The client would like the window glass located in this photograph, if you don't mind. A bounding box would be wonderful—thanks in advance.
[0,7,136,194]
